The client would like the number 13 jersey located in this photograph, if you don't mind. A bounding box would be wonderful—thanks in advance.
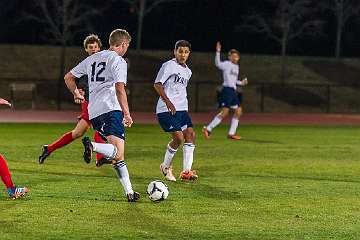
[70,50,127,120]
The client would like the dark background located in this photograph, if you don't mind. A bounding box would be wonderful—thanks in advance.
[1,0,360,57]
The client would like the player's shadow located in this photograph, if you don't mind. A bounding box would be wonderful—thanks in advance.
[178,182,241,201]
[13,168,113,179]
[103,204,206,239]
[240,138,282,144]
[241,173,360,184]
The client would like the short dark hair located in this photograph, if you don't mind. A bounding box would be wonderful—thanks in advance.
[228,49,240,56]
[83,34,102,49]
[175,40,191,50]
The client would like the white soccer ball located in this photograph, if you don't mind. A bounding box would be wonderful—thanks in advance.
[147,180,169,202]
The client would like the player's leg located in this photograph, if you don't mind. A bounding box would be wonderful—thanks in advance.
[86,135,139,202]
[160,131,183,182]
[228,106,242,140]
[0,154,28,199]
[180,127,198,180]
[82,111,139,202]
[71,119,90,139]
[108,136,139,202]
[157,112,183,182]
[203,86,232,138]
[227,91,242,140]
[38,119,89,164]
[93,131,111,167]
[203,107,229,138]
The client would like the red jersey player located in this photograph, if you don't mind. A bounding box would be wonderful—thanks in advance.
[0,98,29,199]
[38,34,110,166]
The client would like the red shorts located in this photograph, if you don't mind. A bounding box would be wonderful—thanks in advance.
[77,101,91,125]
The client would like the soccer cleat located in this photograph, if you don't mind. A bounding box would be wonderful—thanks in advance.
[82,137,93,164]
[160,164,176,182]
[202,127,211,139]
[7,186,29,200]
[227,134,241,140]
[38,145,50,164]
[179,170,198,181]
[127,191,140,202]
[96,157,112,167]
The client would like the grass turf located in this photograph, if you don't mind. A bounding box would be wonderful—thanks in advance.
[0,123,360,239]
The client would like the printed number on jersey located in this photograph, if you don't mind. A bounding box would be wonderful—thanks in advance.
[91,62,106,82]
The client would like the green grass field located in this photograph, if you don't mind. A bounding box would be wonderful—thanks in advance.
[1,123,360,240]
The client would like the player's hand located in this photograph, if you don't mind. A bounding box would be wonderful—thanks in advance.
[74,95,85,104]
[123,114,133,127]
[166,100,176,115]
[242,78,248,86]
[216,41,221,52]
[78,89,85,96]
[74,89,85,104]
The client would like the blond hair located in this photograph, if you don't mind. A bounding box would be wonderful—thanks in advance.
[83,34,102,49]
[109,29,131,47]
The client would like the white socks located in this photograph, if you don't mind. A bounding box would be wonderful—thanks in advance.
[206,115,222,131]
[183,143,195,171]
[228,117,239,136]
[163,143,177,168]
[91,142,117,159]
[113,161,133,194]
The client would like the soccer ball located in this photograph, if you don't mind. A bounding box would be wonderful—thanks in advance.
[146,180,169,202]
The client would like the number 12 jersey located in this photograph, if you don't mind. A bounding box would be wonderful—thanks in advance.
[70,50,128,120]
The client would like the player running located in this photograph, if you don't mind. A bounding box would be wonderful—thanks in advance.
[154,40,198,182]
[38,34,109,167]
[0,98,29,199]
[64,29,139,202]
[202,41,248,140]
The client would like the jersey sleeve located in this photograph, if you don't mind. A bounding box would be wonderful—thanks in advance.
[154,63,172,84]
[215,52,227,71]
[111,56,127,84]
[70,59,87,78]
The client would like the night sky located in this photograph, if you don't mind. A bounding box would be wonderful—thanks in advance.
[1,0,360,57]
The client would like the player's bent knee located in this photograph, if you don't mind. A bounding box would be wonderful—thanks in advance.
[71,130,84,139]
[173,134,184,145]
[113,155,124,162]
[220,110,229,118]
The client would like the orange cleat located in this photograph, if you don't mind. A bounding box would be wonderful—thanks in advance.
[179,170,198,181]
[202,127,211,139]
[227,135,241,140]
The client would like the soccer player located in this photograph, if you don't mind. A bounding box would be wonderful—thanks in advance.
[0,99,29,200]
[202,41,248,140]
[38,34,109,167]
[64,29,140,202]
[154,40,198,182]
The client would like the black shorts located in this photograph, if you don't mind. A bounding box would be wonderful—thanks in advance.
[91,110,125,140]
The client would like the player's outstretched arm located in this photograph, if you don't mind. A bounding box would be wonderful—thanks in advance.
[215,41,226,70]
[64,72,85,103]
[154,83,176,115]
[115,82,133,127]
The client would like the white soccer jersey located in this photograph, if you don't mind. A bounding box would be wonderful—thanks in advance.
[215,52,240,90]
[70,50,127,119]
[155,58,192,114]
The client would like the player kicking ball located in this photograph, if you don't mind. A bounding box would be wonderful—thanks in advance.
[202,41,248,140]
[38,34,109,167]
[0,98,29,199]
[64,29,139,202]
[154,40,198,182]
